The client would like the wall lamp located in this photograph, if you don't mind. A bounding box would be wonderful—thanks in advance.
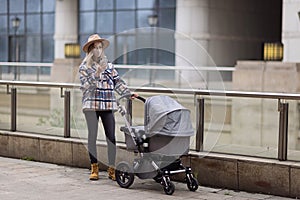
[12,16,21,32]
[263,42,283,61]
[64,43,81,58]
[148,14,158,27]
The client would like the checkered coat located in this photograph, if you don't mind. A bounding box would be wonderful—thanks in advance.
[79,61,130,111]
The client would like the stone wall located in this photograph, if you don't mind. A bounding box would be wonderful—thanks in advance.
[0,131,299,198]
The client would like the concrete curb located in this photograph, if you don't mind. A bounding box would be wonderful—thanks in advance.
[0,130,299,198]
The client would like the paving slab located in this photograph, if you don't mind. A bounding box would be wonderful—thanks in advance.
[0,156,296,200]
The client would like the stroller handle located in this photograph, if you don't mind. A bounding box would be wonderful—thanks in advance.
[117,94,146,105]
[134,95,146,103]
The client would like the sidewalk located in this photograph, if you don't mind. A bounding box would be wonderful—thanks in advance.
[0,156,295,200]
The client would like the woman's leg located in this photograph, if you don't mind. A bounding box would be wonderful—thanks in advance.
[84,111,99,164]
[99,111,116,166]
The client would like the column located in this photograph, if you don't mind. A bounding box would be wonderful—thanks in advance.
[175,0,211,89]
[54,0,78,59]
[51,0,81,84]
[282,0,300,62]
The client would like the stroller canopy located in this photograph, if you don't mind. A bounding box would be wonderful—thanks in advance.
[144,95,194,137]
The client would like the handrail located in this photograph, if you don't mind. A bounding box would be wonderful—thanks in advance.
[115,65,235,71]
[0,80,78,89]
[131,87,300,100]
[1,80,300,100]
[0,62,53,67]
[0,80,299,161]
[0,62,233,71]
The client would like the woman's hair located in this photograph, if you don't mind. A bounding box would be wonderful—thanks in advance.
[87,43,95,54]
[87,41,104,53]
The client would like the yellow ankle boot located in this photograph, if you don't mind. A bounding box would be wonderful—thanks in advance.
[89,163,99,180]
[107,166,116,181]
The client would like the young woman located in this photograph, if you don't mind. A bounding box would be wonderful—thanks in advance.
[79,34,137,181]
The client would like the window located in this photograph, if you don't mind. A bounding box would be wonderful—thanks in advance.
[79,12,96,34]
[97,0,113,10]
[116,11,135,32]
[0,36,8,61]
[0,16,8,34]
[79,0,95,11]
[0,0,55,62]
[116,0,135,9]
[137,0,156,9]
[43,14,54,34]
[0,0,7,14]
[27,0,41,13]
[26,14,41,34]
[9,0,25,14]
[96,12,113,33]
[42,1,55,12]
[79,0,176,66]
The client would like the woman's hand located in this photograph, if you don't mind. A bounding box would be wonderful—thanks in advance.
[130,93,139,99]
[95,56,108,76]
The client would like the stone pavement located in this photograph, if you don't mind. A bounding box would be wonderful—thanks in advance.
[0,156,296,200]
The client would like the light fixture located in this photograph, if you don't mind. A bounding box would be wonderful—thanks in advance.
[64,43,81,58]
[147,14,158,27]
[11,16,21,32]
[263,42,283,61]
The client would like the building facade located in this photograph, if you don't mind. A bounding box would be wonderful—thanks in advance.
[0,0,299,67]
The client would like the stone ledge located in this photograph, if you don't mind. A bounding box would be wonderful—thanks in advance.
[189,152,300,198]
[0,131,299,198]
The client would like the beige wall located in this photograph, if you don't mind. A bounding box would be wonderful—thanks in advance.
[282,0,300,62]
[176,0,281,68]
[232,61,300,150]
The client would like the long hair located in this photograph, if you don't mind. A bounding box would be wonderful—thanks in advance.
[83,42,107,68]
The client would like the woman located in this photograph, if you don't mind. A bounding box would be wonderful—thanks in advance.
[79,34,136,181]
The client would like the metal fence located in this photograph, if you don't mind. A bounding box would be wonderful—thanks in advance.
[1,80,300,161]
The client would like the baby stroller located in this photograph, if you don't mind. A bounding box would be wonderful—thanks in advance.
[116,95,199,195]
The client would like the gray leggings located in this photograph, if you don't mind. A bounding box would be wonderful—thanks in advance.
[84,110,116,166]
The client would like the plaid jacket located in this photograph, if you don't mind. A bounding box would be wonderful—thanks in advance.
[79,61,130,111]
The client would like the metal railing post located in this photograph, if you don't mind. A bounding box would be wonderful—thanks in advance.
[278,99,289,161]
[36,66,40,82]
[196,98,205,152]
[64,90,71,138]
[11,88,17,131]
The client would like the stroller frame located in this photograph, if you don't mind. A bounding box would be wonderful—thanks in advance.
[115,95,199,195]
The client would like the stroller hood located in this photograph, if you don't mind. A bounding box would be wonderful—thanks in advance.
[144,95,194,137]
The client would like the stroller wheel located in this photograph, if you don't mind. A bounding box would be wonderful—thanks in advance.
[115,161,135,188]
[163,180,175,195]
[186,175,199,191]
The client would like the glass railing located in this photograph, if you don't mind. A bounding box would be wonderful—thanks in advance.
[0,62,52,81]
[0,62,234,89]
[1,80,300,162]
